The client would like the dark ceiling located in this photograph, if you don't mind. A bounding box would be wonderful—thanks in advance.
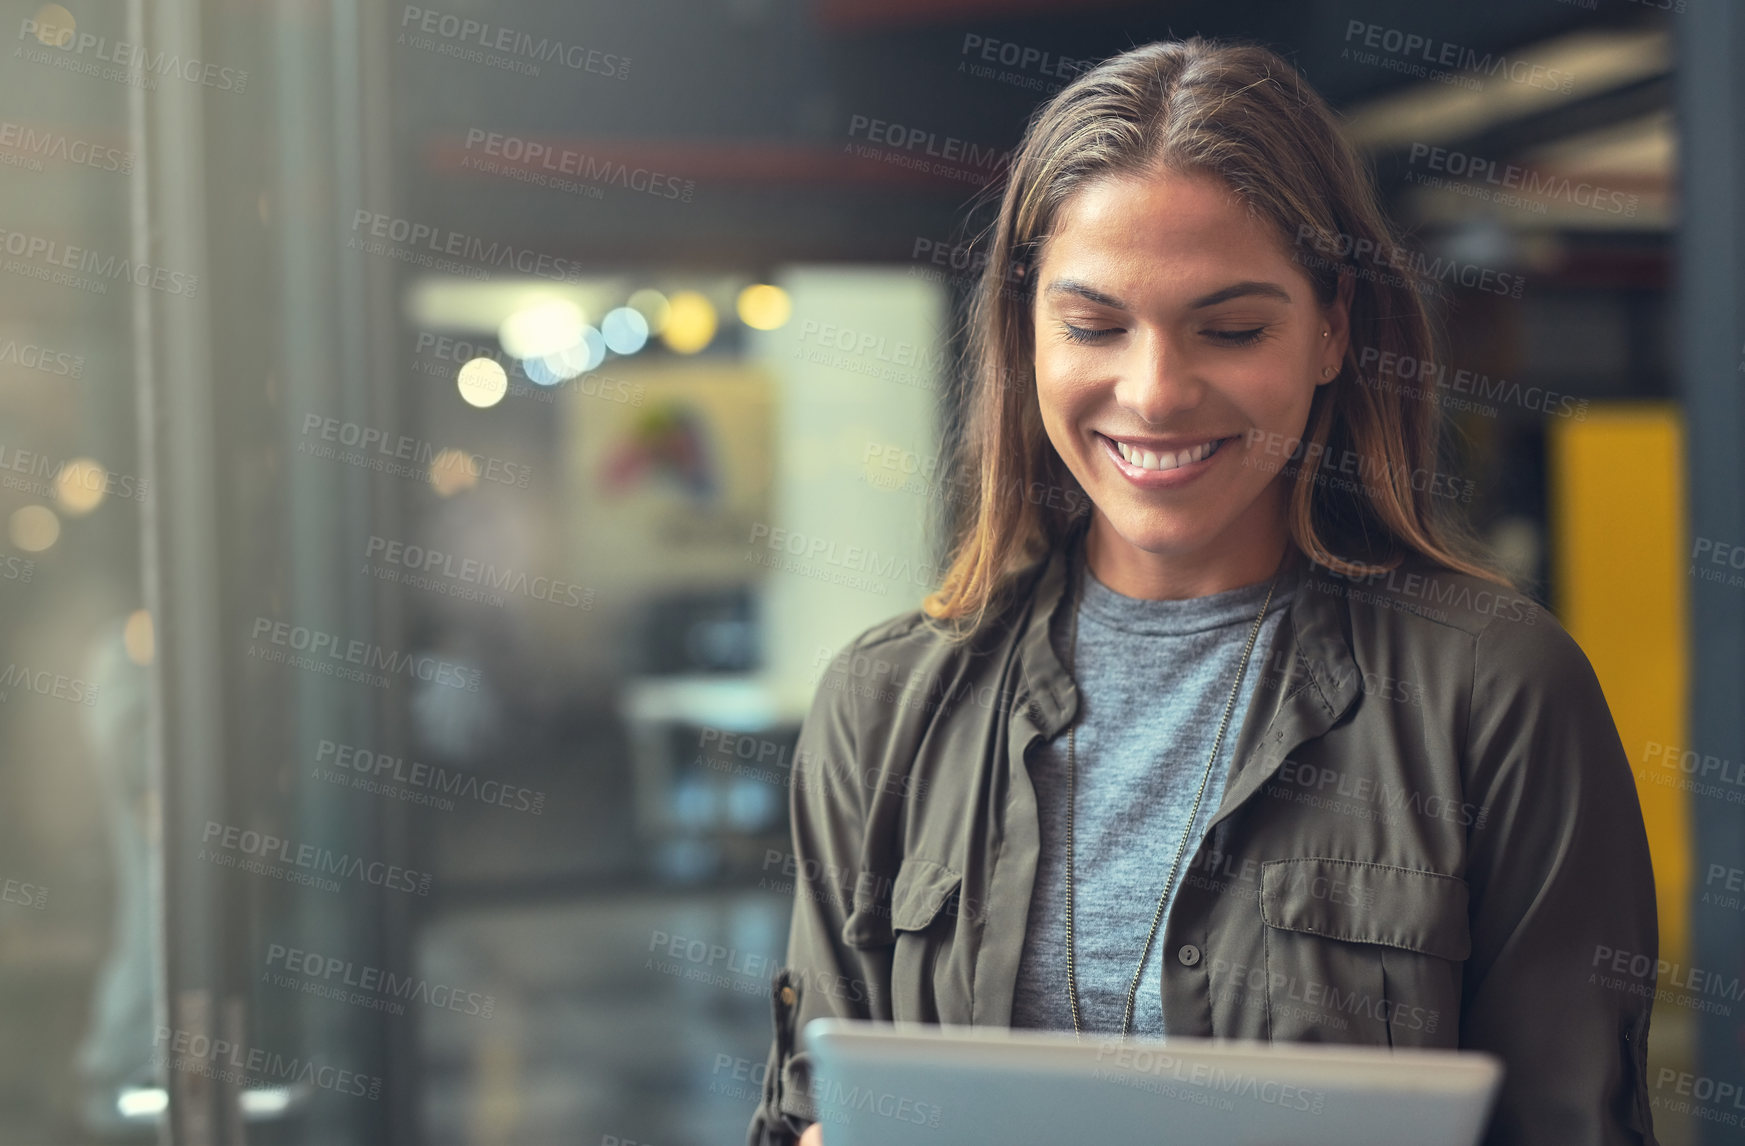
[392,0,1670,270]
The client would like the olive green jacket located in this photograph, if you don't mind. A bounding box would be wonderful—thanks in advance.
[748,527,1659,1146]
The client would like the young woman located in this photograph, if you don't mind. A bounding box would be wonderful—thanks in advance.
[748,37,1659,1146]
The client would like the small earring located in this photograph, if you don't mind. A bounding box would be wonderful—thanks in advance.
[1321,330,1329,338]
[1322,366,1336,378]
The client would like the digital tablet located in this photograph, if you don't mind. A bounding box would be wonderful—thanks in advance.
[803,1018,1502,1146]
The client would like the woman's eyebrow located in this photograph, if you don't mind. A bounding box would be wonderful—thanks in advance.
[1042,278,1293,310]
[1043,279,1129,309]
[1190,280,1293,308]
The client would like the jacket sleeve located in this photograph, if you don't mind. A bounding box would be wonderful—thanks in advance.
[747,631,896,1146]
[1458,607,1660,1146]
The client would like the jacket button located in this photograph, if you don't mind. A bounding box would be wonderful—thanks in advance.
[1176,944,1202,967]
[780,985,797,1007]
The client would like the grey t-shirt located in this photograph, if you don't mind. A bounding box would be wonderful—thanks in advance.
[1009,557,1295,1036]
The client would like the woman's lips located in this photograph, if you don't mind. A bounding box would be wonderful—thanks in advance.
[1095,431,1231,488]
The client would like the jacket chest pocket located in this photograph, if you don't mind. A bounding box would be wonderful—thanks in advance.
[1258,858,1469,1048]
[841,856,962,1022]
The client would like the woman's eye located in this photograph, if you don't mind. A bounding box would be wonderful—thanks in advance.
[1057,323,1269,346]
[1060,322,1118,344]
[1207,327,1267,347]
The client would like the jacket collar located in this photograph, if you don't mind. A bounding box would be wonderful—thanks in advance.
[1013,520,1364,831]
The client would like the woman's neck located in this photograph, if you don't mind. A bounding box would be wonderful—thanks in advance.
[1082,512,1295,601]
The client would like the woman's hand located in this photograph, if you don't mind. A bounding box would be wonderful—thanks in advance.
[799,1121,824,1146]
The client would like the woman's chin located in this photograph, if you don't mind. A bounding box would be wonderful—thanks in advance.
[1090,511,1217,559]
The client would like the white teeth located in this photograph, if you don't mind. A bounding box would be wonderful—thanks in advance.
[1114,437,1220,471]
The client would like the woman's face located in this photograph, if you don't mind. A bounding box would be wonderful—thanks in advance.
[1031,166,1352,596]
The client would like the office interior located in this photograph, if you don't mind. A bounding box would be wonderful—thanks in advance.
[1,0,1742,1143]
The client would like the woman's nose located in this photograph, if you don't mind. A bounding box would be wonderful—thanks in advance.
[1114,329,1204,425]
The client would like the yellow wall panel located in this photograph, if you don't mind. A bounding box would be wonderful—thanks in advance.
[1548,403,1689,968]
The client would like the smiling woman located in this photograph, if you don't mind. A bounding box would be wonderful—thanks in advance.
[1029,170,1357,601]
[752,36,1660,1146]
[927,38,1509,623]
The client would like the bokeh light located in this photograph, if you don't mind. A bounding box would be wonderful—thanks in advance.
[736,283,792,331]
[31,4,73,47]
[428,448,480,496]
[661,290,717,354]
[522,357,561,387]
[456,357,508,408]
[601,307,650,355]
[546,326,606,381]
[499,299,586,359]
[124,610,155,666]
[9,505,60,552]
[53,457,107,516]
[627,288,670,334]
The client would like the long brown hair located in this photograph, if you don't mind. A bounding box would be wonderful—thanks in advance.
[920,36,1515,642]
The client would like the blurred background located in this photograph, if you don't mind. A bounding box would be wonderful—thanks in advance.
[1,0,1742,1142]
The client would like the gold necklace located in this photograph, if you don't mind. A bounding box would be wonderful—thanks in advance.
[1063,543,1286,1038]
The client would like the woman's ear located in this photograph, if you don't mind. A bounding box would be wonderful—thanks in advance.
[1320,270,1356,383]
